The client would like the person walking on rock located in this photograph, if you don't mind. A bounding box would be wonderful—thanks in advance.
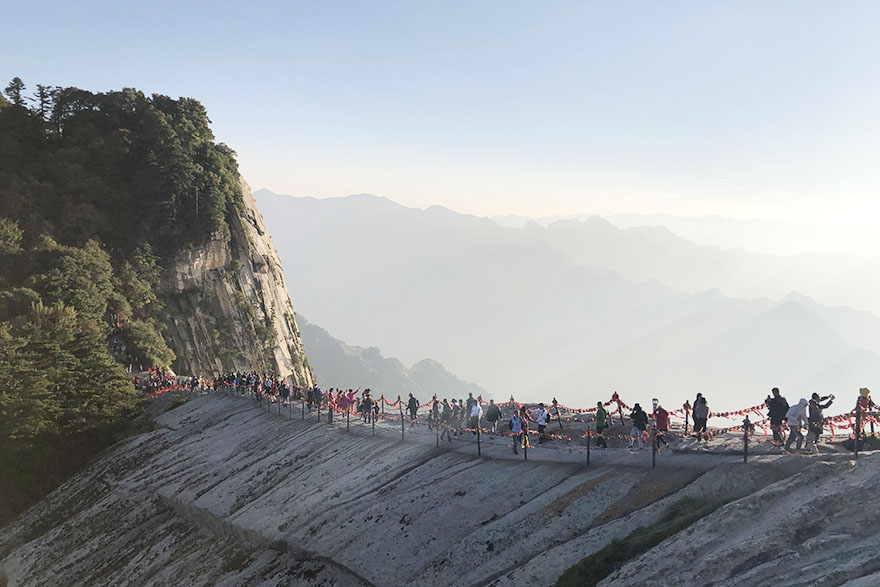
[520,406,533,449]
[509,411,524,454]
[805,393,834,454]
[466,393,476,416]
[652,399,670,450]
[407,393,420,427]
[594,401,608,448]
[767,387,789,445]
[537,403,550,443]
[629,404,648,450]
[485,399,502,433]
[362,391,374,424]
[784,398,809,453]
[429,395,439,431]
[451,399,462,437]
[469,401,483,434]
[440,399,454,442]
[693,397,710,442]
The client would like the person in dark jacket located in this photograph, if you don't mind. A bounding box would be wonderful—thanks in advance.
[805,392,834,454]
[484,400,502,433]
[693,397,710,442]
[407,393,420,427]
[767,387,789,444]
[594,401,608,448]
[629,404,648,449]
[440,399,454,442]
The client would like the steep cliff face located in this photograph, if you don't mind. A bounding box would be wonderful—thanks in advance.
[158,179,312,385]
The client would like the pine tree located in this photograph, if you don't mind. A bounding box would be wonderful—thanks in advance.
[4,77,26,107]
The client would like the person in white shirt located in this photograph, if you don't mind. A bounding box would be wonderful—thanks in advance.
[537,403,550,444]
[469,402,483,434]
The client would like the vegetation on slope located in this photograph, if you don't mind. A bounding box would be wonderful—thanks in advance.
[554,497,730,587]
[0,77,245,525]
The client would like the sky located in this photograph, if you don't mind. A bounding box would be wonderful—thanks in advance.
[4,1,880,249]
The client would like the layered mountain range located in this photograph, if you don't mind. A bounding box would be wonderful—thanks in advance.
[256,189,880,411]
[298,316,486,401]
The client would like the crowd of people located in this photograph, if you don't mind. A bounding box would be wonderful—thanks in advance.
[147,370,877,457]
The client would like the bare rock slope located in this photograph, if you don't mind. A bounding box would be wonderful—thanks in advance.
[0,395,873,587]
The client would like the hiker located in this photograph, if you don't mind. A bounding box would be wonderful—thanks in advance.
[520,406,533,449]
[485,399,502,433]
[693,397,709,441]
[682,400,692,433]
[452,399,462,437]
[594,401,608,448]
[362,391,374,423]
[537,403,550,443]
[805,393,834,454]
[856,388,875,436]
[612,391,624,425]
[429,395,440,430]
[767,387,789,444]
[407,393,420,427]
[652,399,670,450]
[629,403,648,449]
[784,398,809,453]
[509,411,524,454]
[440,399,454,442]
[466,393,476,415]
[469,401,482,434]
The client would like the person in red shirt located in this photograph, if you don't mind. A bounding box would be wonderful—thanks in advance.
[652,398,670,450]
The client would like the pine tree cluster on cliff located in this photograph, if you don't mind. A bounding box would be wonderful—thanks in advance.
[0,77,254,520]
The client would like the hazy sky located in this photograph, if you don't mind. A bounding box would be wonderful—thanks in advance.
[4,1,880,240]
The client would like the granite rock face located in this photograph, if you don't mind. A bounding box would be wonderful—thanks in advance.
[158,179,312,385]
[3,395,856,587]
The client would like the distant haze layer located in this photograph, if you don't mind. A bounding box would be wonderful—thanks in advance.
[257,189,880,412]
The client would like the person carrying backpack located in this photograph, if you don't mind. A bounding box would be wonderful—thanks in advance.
[629,404,648,449]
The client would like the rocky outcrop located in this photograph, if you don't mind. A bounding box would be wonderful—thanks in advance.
[158,179,312,385]
[0,394,844,587]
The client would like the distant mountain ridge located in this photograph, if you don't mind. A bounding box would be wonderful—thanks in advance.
[256,189,880,410]
[299,316,487,402]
